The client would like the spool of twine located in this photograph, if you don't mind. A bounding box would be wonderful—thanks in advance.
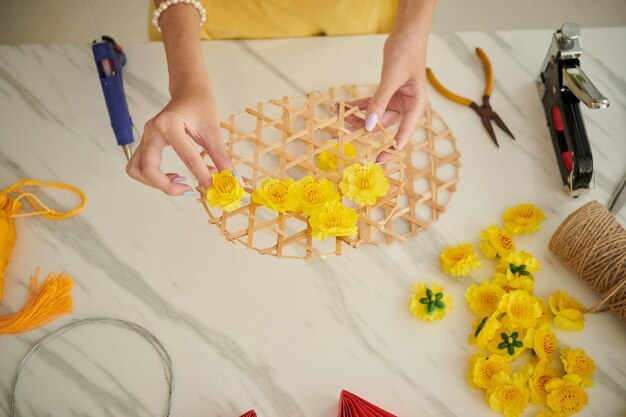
[549,201,626,324]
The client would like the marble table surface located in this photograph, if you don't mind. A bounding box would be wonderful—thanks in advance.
[0,27,625,417]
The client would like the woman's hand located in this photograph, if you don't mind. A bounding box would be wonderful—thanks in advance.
[347,0,435,163]
[127,2,234,196]
[126,85,234,196]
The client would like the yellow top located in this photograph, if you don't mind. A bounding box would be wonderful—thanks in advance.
[149,0,398,40]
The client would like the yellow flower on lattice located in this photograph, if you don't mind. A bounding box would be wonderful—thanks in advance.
[465,281,505,318]
[528,359,562,406]
[467,353,511,389]
[503,203,546,235]
[479,225,515,259]
[469,313,502,349]
[497,290,542,329]
[486,366,533,417]
[317,140,356,171]
[440,243,482,276]
[308,200,358,241]
[491,272,535,295]
[548,291,586,332]
[409,282,453,322]
[496,250,541,277]
[339,162,389,206]
[545,375,589,416]
[292,176,340,215]
[561,347,595,387]
[205,170,248,211]
[252,178,299,212]
[525,323,558,360]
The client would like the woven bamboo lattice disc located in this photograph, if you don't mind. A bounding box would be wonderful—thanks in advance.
[329,85,461,244]
[198,85,460,259]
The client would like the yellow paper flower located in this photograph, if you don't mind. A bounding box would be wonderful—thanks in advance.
[546,375,589,416]
[251,178,299,212]
[503,203,546,235]
[535,298,552,326]
[561,347,594,387]
[339,162,389,206]
[292,176,340,215]
[467,353,511,389]
[487,367,532,417]
[487,327,529,360]
[308,200,358,241]
[526,323,558,360]
[548,291,586,332]
[440,243,482,276]
[469,313,502,349]
[409,283,453,322]
[205,170,248,211]
[465,281,505,318]
[491,272,535,294]
[480,225,515,259]
[497,290,542,329]
[528,359,562,406]
[497,250,542,277]
[317,140,356,171]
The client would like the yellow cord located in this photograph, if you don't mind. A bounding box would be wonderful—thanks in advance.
[2,179,86,219]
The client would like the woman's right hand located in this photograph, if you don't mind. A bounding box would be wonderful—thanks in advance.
[126,84,235,196]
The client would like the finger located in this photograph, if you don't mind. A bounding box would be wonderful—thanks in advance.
[167,128,214,190]
[200,126,236,173]
[365,77,398,132]
[344,97,370,111]
[345,109,401,131]
[141,133,192,196]
[375,107,422,164]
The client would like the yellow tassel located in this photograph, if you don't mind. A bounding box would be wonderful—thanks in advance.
[0,269,73,335]
[0,179,85,302]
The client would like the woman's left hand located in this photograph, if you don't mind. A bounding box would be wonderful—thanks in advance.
[346,0,435,163]
[347,31,428,163]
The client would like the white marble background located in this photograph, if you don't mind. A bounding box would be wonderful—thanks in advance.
[0,28,625,417]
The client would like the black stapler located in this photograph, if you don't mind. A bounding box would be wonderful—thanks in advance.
[536,22,610,197]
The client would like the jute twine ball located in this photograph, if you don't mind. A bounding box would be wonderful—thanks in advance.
[549,201,626,324]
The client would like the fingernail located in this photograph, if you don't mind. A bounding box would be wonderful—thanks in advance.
[375,160,385,165]
[232,170,245,186]
[183,191,200,197]
[365,113,378,132]
[172,176,188,183]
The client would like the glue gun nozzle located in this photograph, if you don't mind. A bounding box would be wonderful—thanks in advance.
[122,144,133,161]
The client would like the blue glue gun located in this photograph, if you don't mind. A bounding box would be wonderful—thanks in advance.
[91,36,134,160]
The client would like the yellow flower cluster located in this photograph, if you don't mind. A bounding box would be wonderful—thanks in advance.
[244,163,390,241]
[464,204,593,417]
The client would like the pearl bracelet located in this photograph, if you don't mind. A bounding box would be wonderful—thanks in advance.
[152,0,207,33]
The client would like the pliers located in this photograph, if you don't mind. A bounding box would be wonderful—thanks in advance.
[426,47,515,147]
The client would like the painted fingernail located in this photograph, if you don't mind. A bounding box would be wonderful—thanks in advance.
[365,113,378,132]
[172,176,188,183]
[232,170,245,186]
[183,191,200,197]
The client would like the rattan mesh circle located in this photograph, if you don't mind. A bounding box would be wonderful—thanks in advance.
[198,84,461,259]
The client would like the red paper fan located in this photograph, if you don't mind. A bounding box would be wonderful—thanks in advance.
[239,411,257,417]
[338,390,397,417]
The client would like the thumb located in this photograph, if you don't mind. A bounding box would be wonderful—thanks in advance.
[365,77,397,132]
